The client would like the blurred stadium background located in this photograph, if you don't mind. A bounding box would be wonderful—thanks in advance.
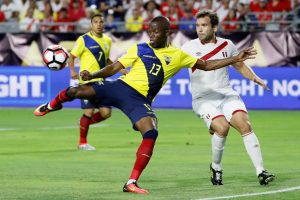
[0,0,300,199]
[0,0,299,109]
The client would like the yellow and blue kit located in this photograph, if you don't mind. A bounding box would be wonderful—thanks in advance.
[71,32,112,84]
[71,32,112,109]
[92,42,197,128]
[118,42,197,102]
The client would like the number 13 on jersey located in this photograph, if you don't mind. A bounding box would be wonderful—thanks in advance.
[149,63,162,76]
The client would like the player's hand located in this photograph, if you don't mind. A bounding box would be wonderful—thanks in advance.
[71,71,79,80]
[235,47,257,62]
[80,70,92,81]
[254,77,270,90]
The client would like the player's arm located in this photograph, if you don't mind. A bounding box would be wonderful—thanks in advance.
[69,53,78,79]
[107,58,128,75]
[195,47,257,71]
[80,61,124,81]
[232,61,269,90]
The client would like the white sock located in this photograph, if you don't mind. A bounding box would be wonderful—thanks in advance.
[126,179,136,185]
[211,133,226,171]
[242,132,265,175]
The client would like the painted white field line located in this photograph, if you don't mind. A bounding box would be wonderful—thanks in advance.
[0,124,109,131]
[0,128,19,131]
[195,186,300,200]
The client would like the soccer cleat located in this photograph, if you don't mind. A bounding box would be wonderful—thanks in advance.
[78,143,96,151]
[34,103,62,116]
[123,181,149,194]
[210,163,223,185]
[258,170,275,185]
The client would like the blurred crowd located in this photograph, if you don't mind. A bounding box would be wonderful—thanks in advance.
[0,0,299,32]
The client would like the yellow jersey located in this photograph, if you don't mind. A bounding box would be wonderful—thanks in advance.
[118,42,197,102]
[71,32,112,84]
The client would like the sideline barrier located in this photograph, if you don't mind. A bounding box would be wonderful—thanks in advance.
[0,67,299,110]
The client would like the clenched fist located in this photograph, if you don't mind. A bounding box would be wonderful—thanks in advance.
[80,70,93,81]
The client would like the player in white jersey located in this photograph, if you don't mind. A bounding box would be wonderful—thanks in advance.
[182,10,275,186]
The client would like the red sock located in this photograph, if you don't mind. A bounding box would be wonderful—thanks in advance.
[79,115,91,144]
[90,112,104,125]
[129,138,156,181]
[49,88,73,109]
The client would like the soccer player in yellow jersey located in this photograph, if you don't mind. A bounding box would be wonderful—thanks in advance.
[34,16,257,194]
[69,13,111,150]
[69,13,126,150]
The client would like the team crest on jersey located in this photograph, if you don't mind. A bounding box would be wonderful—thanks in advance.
[164,55,172,65]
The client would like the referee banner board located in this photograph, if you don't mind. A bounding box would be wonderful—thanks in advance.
[0,67,299,110]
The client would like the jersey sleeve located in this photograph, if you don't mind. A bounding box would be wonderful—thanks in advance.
[70,36,84,57]
[180,49,198,68]
[228,40,239,57]
[181,41,190,54]
[117,44,138,68]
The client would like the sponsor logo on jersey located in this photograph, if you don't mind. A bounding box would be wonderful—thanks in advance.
[90,45,100,49]
[195,52,202,57]
[143,55,157,59]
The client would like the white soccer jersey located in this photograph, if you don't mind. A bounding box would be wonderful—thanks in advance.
[182,37,239,100]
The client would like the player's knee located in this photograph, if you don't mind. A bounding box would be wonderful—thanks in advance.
[237,121,252,134]
[239,125,252,135]
[216,124,230,136]
[83,109,94,117]
[99,109,111,119]
[74,85,93,99]
[67,87,77,98]
[143,129,158,140]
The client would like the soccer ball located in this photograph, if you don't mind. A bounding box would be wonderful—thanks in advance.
[42,45,69,71]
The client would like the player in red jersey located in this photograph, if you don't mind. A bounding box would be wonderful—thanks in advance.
[182,10,275,186]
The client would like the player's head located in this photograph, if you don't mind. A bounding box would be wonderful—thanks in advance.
[195,10,219,42]
[148,16,170,48]
[90,13,104,36]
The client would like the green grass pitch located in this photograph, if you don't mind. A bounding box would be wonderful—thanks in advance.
[0,108,299,200]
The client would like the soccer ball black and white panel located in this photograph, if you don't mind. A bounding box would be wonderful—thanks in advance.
[43,45,69,71]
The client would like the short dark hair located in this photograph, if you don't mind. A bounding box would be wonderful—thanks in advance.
[150,16,170,31]
[195,10,219,27]
[91,13,103,22]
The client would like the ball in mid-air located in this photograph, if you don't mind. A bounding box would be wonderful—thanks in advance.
[42,45,69,71]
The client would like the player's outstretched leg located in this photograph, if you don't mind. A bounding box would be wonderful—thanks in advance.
[34,88,74,116]
[258,170,275,185]
[34,103,63,116]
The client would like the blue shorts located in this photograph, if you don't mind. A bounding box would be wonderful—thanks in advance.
[91,80,156,129]
[80,99,111,109]
[80,82,111,109]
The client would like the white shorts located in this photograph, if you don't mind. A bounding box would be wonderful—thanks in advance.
[192,93,247,129]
